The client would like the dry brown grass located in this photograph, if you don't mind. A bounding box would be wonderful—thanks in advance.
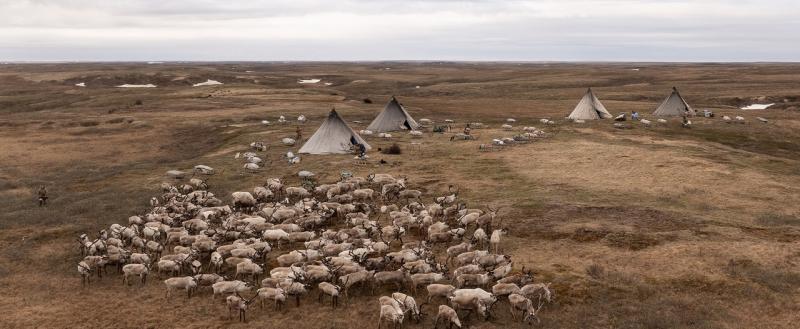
[1,62,800,328]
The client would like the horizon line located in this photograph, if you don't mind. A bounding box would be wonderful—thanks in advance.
[3,60,800,65]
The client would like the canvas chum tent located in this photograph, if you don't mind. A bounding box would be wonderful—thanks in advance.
[366,96,420,132]
[653,87,695,116]
[568,88,613,120]
[298,109,371,154]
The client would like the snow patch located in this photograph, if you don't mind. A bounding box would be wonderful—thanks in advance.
[116,84,156,88]
[299,79,321,84]
[192,79,223,87]
[741,103,775,110]
[75,82,86,87]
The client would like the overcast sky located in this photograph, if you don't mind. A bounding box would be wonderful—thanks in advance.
[1,0,798,62]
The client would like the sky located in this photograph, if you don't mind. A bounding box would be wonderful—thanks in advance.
[1,0,798,62]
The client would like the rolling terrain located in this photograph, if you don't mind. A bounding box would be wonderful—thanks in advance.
[1,62,799,328]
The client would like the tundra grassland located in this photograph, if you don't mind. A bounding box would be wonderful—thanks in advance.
[1,62,799,328]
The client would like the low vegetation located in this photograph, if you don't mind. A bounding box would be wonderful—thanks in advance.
[381,143,403,155]
[1,62,799,328]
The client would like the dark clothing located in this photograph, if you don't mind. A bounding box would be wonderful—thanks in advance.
[357,143,367,158]
[37,187,47,206]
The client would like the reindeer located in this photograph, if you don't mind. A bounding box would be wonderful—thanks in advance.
[508,293,542,324]
[435,185,459,205]
[227,293,258,322]
[318,279,345,308]
[476,206,501,232]
[489,221,508,254]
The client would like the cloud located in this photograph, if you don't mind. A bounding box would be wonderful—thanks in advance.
[0,0,798,61]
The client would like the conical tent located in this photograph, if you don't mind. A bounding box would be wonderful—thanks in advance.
[568,88,613,120]
[299,109,371,154]
[366,96,420,132]
[653,87,695,116]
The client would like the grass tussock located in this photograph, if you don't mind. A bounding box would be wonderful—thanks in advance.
[586,263,606,279]
[549,270,724,329]
[604,231,661,250]
[757,213,799,227]
[381,143,402,155]
[572,227,610,242]
[725,258,800,293]
[241,114,263,122]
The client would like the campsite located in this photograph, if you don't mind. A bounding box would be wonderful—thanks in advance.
[1,62,800,328]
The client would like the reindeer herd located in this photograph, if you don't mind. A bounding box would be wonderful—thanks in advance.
[75,172,553,327]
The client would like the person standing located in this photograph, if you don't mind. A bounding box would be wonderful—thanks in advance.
[37,186,48,206]
[358,143,367,159]
[295,126,303,143]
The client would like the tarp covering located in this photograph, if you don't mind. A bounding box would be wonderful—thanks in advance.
[653,87,695,117]
[366,96,420,132]
[299,109,371,154]
[568,88,613,120]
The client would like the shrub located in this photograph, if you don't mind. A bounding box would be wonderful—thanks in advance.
[79,120,100,127]
[586,263,606,279]
[381,143,402,155]
[134,99,143,106]
[363,98,372,104]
